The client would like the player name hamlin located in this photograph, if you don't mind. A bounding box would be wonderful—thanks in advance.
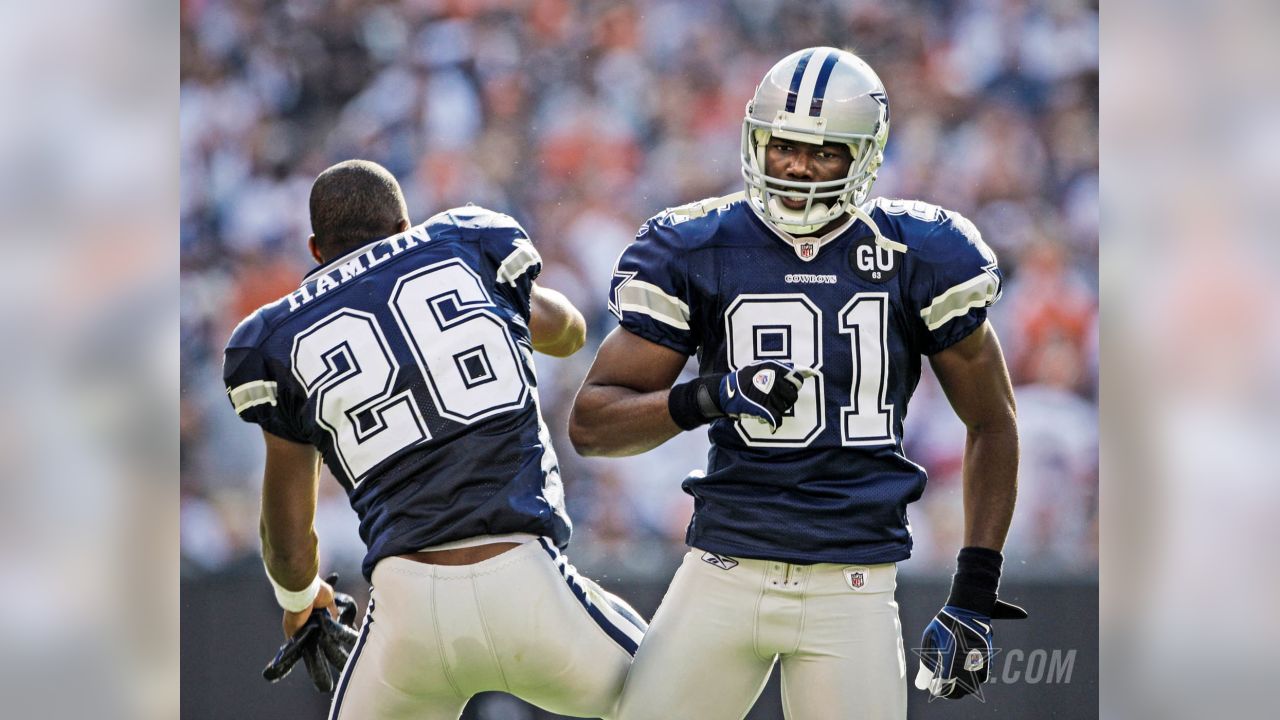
[286,225,432,311]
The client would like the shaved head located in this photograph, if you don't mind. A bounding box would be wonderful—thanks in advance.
[309,160,409,260]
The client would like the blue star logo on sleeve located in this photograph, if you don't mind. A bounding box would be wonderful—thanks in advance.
[608,268,637,320]
[982,261,1003,305]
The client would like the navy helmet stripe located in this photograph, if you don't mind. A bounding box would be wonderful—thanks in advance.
[809,52,841,116]
[538,539,641,655]
[328,599,374,720]
[784,49,816,113]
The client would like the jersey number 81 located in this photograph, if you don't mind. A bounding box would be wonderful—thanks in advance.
[725,292,894,448]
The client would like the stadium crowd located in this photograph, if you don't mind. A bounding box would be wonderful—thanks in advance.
[181,0,1098,581]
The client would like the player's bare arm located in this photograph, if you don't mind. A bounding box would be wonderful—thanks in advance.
[259,429,337,636]
[225,166,643,711]
[529,282,587,357]
[570,327,687,457]
[928,320,1019,551]
[914,320,1025,700]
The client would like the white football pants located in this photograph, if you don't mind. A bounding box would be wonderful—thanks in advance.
[615,548,906,720]
[329,537,646,720]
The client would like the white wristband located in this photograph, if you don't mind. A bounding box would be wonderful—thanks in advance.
[267,570,321,613]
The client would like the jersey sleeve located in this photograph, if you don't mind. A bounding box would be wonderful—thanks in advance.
[608,219,696,356]
[222,311,310,443]
[908,211,1003,355]
[476,211,542,320]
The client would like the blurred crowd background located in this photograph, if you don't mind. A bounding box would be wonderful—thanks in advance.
[180,0,1099,586]
[11,0,1280,716]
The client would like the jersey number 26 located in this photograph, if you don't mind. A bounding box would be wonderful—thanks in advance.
[290,260,529,482]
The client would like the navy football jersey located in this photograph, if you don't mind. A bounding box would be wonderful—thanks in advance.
[223,206,571,580]
[610,194,1002,565]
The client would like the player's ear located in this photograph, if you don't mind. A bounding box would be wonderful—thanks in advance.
[395,218,410,233]
[308,235,323,264]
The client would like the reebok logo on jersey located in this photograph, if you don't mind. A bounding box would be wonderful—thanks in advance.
[702,552,739,571]
[753,369,776,394]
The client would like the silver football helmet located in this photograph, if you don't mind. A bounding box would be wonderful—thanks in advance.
[741,47,890,235]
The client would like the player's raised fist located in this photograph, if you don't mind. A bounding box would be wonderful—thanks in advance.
[718,360,812,432]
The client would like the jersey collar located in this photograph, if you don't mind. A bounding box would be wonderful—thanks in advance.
[300,238,378,285]
[299,231,408,286]
[756,211,860,262]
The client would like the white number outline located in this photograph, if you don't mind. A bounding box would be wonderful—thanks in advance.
[290,309,430,483]
[724,294,826,447]
[389,259,530,423]
[876,198,942,223]
[723,291,897,449]
[838,292,895,446]
[289,261,533,484]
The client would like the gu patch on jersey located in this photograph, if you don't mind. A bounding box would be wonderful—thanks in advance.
[752,369,776,394]
[849,235,900,283]
[843,567,870,590]
[701,552,739,571]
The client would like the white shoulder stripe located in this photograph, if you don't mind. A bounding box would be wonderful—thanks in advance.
[616,280,690,331]
[496,239,542,286]
[920,273,999,331]
[228,380,279,414]
[622,280,690,314]
[619,303,691,331]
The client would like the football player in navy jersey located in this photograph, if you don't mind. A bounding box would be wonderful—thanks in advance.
[570,48,1025,718]
[223,160,645,719]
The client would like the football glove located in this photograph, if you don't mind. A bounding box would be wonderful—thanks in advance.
[914,600,1027,700]
[263,574,361,693]
[915,546,1027,701]
[667,360,813,432]
[716,360,811,431]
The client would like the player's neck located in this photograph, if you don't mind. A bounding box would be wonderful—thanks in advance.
[768,212,858,245]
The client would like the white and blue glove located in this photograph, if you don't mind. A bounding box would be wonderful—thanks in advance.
[915,548,1027,701]
[718,360,812,431]
[668,360,812,432]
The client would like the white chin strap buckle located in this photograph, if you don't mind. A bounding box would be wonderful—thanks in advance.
[767,196,831,232]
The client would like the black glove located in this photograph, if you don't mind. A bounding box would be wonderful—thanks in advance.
[263,574,361,693]
[914,548,1027,701]
[668,360,813,432]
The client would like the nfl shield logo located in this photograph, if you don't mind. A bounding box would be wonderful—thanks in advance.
[800,243,815,259]
[752,369,776,393]
[845,569,866,589]
[965,649,985,671]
